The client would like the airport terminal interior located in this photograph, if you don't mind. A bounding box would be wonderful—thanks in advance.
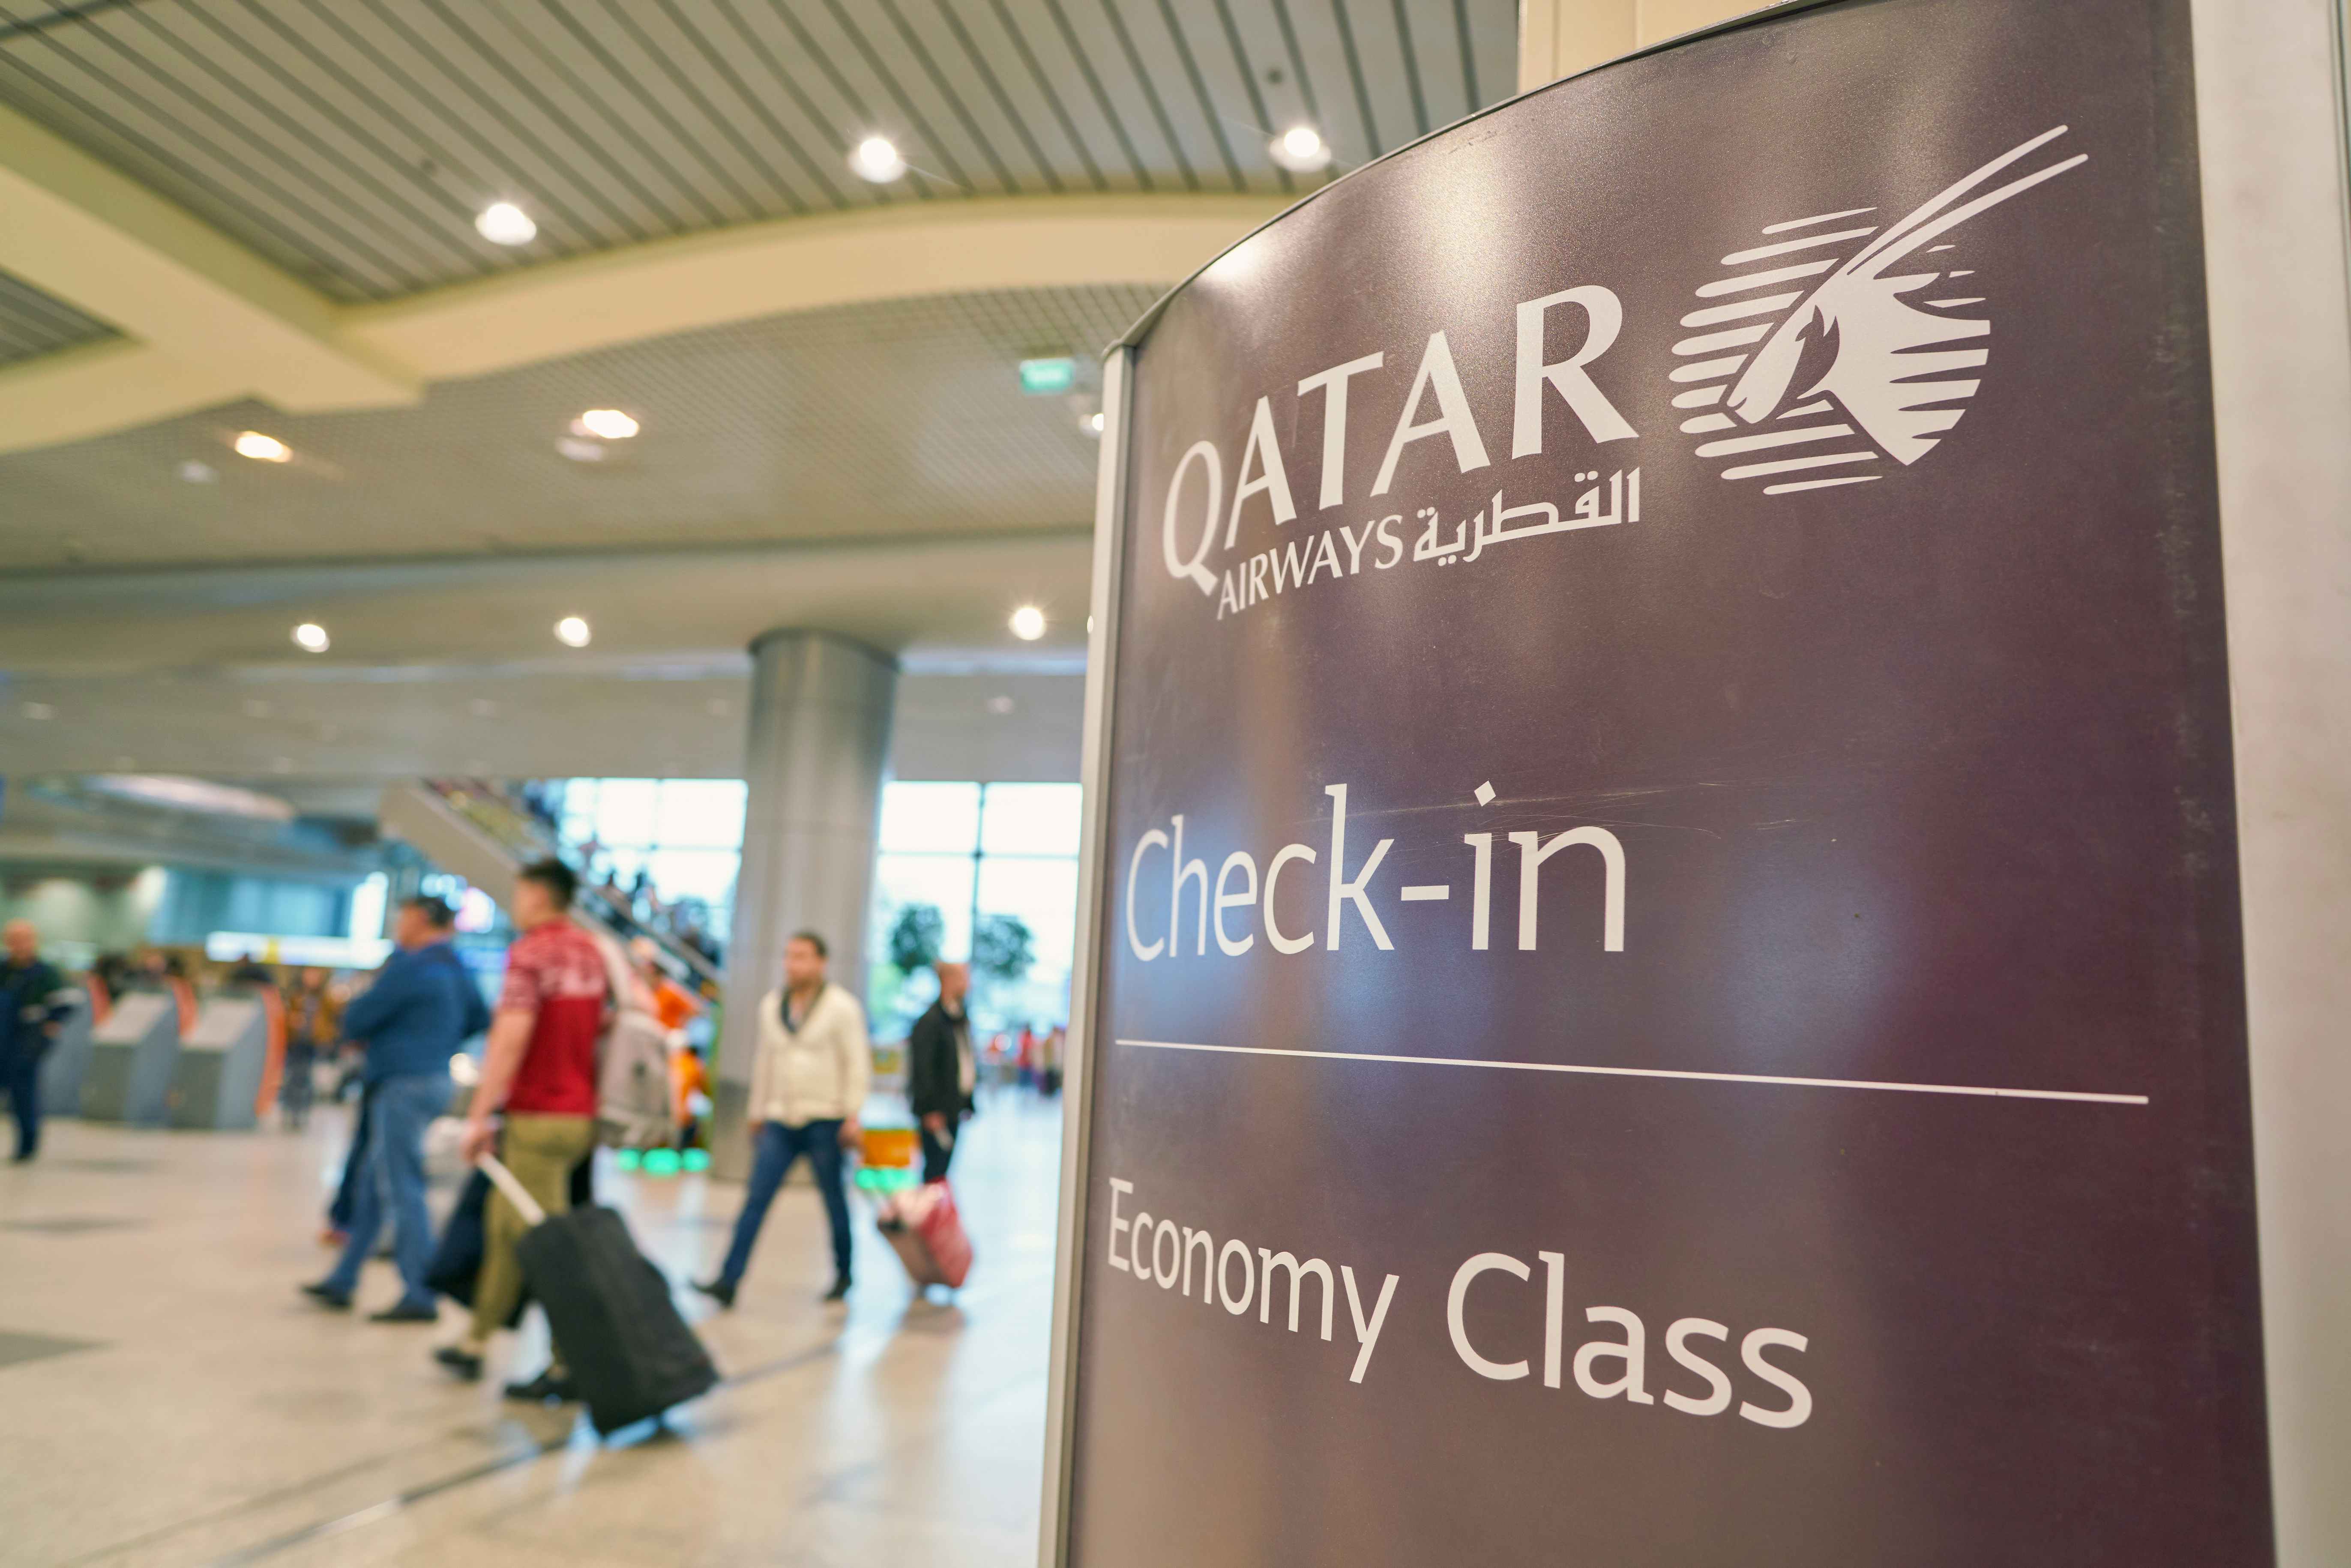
[3,0,2348,1565]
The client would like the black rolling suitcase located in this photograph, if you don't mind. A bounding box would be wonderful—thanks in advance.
[479,1155,719,1435]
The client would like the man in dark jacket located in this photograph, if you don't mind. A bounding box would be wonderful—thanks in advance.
[0,920,73,1163]
[905,961,976,1183]
[303,897,488,1320]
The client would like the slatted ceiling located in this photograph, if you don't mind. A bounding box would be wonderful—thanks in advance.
[0,282,1159,569]
[0,0,1514,302]
[0,264,116,366]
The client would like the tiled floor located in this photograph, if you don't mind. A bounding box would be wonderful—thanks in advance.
[0,1094,1063,1568]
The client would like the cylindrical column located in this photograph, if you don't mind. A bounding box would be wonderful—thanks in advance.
[712,630,896,1180]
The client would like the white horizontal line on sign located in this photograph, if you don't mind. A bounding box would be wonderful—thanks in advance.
[1398,885,1450,901]
[1114,1038,2149,1106]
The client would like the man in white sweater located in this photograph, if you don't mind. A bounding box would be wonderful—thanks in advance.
[695,931,870,1306]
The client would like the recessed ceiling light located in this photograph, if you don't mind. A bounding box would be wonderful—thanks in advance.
[849,135,906,183]
[234,431,292,463]
[292,622,329,653]
[23,701,54,720]
[573,408,638,440]
[557,436,605,463]
[1269,124,1333,173]
[986,694,1015,715]
[1009,604,1046,641]
[179,460,217,483]
[555,615,592,648]
[1083,410,1105,436]
[476,201,536,245]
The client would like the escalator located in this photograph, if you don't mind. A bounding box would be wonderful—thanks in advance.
[376,779,722,990]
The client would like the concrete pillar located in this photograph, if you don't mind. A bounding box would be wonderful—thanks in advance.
[711,631,896,1181]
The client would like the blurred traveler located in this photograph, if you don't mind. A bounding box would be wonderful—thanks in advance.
[0,921,72,1163]
[280,969,341,1132]
[695,932,869,1308]
[906,961,976,1183]
[674,1043,709,1151]
[323,1073,371,1247]
[630,938,701,1035]
[303,898,485,1320]
[437,858,605,1399]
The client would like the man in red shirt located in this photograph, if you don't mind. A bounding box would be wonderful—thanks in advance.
[435,858,608,1396]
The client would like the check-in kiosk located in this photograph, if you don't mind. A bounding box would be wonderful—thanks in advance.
[168,996,267,1131]
[37,989,94,1118]
[80,991,179,1125]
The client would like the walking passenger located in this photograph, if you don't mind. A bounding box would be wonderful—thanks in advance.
[695,932,869,1308]
[906,961,976,1183]
[0,921,72,1164]
[302,898,485,1320]
[437,859,606,1399]
[279,968,339,1131]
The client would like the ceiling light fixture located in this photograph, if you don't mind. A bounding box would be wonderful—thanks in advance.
[292,622,330,653]
[476,201,537,245]
[1009,604,1046,641]
[849,135,906,183]
[1269,123,1333,173]
[179,460,217,483]
[234,431,292,463]
[573,408,639,440]
[1083,410,1105,436]
[555,615,592,648]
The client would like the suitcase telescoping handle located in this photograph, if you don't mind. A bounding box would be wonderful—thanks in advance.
[476,1154,548,1229]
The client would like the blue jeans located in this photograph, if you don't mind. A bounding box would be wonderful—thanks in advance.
[718,1119,851,1289]
[323,1073,448,1307]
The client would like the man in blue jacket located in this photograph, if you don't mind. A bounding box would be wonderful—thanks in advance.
[303,896,489,1320]
[0,920,73,1164]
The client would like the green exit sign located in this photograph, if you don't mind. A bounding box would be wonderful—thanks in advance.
[1018,357,1077,395]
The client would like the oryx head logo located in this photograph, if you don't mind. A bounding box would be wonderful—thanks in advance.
[1673,126,2087,495]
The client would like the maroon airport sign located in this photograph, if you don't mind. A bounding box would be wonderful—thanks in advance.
[1051,0,2270,1562]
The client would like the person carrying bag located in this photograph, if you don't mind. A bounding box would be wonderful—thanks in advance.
[476,1152,718,1436]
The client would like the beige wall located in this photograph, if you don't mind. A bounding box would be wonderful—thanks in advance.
[1518,0,1764,90]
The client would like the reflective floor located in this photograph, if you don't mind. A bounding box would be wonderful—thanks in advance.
[0,1093,1063,1568]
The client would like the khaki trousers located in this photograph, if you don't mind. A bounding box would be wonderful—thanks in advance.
[470,1113,597,1348]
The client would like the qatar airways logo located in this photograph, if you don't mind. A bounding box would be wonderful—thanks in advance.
[1155,125,2084,612]
[1671,126,2086,494]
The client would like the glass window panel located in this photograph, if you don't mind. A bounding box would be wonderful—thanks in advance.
[655,780,746,848]
[878,782,982,854]
[975,856,1080,970]
[641,847,739,907]
[979,783,1084,857]
[562,779,600,817]
[871,853,976,962]
[591,779,660,847]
